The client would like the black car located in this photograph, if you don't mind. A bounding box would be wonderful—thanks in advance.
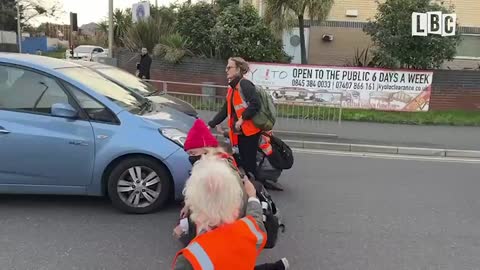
[73,61,198,118]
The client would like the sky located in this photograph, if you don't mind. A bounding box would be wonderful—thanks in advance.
[34,0,200,26]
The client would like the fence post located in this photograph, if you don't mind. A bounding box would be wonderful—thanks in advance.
[202,82,216,109]
[163,81,168,93]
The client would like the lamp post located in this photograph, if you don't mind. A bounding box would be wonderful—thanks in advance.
[17,2,22,53]
[108,0,113,57]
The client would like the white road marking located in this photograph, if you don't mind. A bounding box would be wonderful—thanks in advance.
[293,148,480,164]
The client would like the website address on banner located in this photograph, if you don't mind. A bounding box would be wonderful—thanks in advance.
[377,84,417,91]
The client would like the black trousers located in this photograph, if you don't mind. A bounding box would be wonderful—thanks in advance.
[238,132,261,177]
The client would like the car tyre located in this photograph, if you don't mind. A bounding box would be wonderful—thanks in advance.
[107,157,171,214]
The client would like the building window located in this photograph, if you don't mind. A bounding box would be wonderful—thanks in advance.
[456,34,480,59]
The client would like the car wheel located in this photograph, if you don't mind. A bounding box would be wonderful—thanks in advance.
[107,157,171,214]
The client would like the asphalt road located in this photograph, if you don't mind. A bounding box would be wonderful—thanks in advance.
[1,151,480,270]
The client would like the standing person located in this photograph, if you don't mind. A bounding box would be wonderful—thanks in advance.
[136,47,152,80]
[208,57,261,178]
[172,157,289,270]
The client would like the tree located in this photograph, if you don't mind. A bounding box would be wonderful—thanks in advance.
[18,0,60,27]
[0,0,17,31]
[123,16,175,53]
[264,0,334,64]
[215,0,238,10]
[113,9,132,47]
[364,0,461,69]
[176,3,217,57]
[211,4,290,62]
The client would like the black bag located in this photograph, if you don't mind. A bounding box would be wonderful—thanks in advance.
[256,151,282,183]
[264,133,294,170]
[252,180,285,249]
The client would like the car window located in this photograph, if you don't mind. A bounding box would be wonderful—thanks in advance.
[58,67,145,114]
[65,83,117,124]
[0,65,71,114]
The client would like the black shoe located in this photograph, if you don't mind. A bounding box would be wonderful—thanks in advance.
[263,180,284,191]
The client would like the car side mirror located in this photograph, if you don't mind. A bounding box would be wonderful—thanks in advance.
[51,103,78,119]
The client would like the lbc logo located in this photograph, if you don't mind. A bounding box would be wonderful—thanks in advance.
[411,12,456,36]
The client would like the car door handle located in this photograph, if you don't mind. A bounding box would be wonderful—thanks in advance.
[69,141,88,146]
[0,126,10,134]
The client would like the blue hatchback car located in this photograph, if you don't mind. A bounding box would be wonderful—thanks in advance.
[0,53,194,213]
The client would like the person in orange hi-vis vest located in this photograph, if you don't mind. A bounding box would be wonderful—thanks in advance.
[172,157,289,270]
[208,57,262,179]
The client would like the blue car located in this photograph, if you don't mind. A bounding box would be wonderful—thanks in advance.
[0,53,194,213]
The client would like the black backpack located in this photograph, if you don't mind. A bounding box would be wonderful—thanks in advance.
[251,180,285,249]
[264,133,294,170]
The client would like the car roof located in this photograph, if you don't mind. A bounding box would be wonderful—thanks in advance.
[0,53,81,70]
[75,45,100,48]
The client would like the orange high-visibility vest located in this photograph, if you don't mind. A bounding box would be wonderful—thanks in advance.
[227,83,261,146]
[259,132,273,156]
[172,216,267,270]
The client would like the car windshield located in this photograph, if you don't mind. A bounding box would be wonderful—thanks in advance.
[58,67,146,114]
[94,67,158,96]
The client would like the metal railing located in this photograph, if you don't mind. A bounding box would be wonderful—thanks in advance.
[145,79,343,133]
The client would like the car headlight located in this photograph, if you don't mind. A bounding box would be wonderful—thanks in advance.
[159,128,187,147]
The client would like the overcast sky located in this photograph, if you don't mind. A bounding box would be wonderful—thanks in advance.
[34,0,199,26]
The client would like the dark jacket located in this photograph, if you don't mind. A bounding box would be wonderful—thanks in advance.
[138,54,152,79]
[208,77,260,130]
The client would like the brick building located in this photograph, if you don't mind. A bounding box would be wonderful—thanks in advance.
[248,0,480,69]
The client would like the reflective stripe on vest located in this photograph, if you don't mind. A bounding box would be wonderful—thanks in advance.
[185,242,214,270]
[240,217,265,250]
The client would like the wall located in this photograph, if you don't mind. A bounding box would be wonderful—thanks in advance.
[431,70,480,110]
[308,25,371,65]
[117,51,480,111]
[117,50,228,95]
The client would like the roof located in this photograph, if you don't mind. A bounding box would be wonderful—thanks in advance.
[0,53,81,70]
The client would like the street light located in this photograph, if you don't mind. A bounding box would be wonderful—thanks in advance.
[108,0,113,58]
[17,2,22,53]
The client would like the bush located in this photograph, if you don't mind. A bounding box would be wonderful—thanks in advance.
[364,0,461,69]
[211,4,290,62]
[176,3,217,57]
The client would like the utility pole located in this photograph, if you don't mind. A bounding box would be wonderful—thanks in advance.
[16,2,22,53]
[108,0,113,58]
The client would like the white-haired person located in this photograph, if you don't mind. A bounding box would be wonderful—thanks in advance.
[173,118,249,245]
[172,157,288,270]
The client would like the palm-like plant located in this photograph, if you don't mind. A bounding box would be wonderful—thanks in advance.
[113,9,132,47]
[153,33,192,64]
[264,0,334,64]
[122,16,174,53]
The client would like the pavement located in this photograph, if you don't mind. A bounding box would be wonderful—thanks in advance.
[1,151,480,269]
[198,110,480,154]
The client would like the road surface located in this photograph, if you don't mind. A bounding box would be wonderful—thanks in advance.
[0,150,479,269]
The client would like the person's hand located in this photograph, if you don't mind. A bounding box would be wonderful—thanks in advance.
[244,178,257,198]
[142,75,146,79]
[216,125,224,134]
[235,118,244,131]
[173,225,183,239]
[180,205,189,219]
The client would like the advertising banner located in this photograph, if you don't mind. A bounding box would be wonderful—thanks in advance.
[245,63,433,111]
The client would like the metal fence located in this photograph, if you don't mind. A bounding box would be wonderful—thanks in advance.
[145,80,343,134]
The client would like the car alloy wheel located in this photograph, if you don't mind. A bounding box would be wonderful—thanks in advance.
[117,166,162,208]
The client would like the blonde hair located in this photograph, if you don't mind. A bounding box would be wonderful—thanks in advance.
[228,57,250,75]
[183,155,244,231]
